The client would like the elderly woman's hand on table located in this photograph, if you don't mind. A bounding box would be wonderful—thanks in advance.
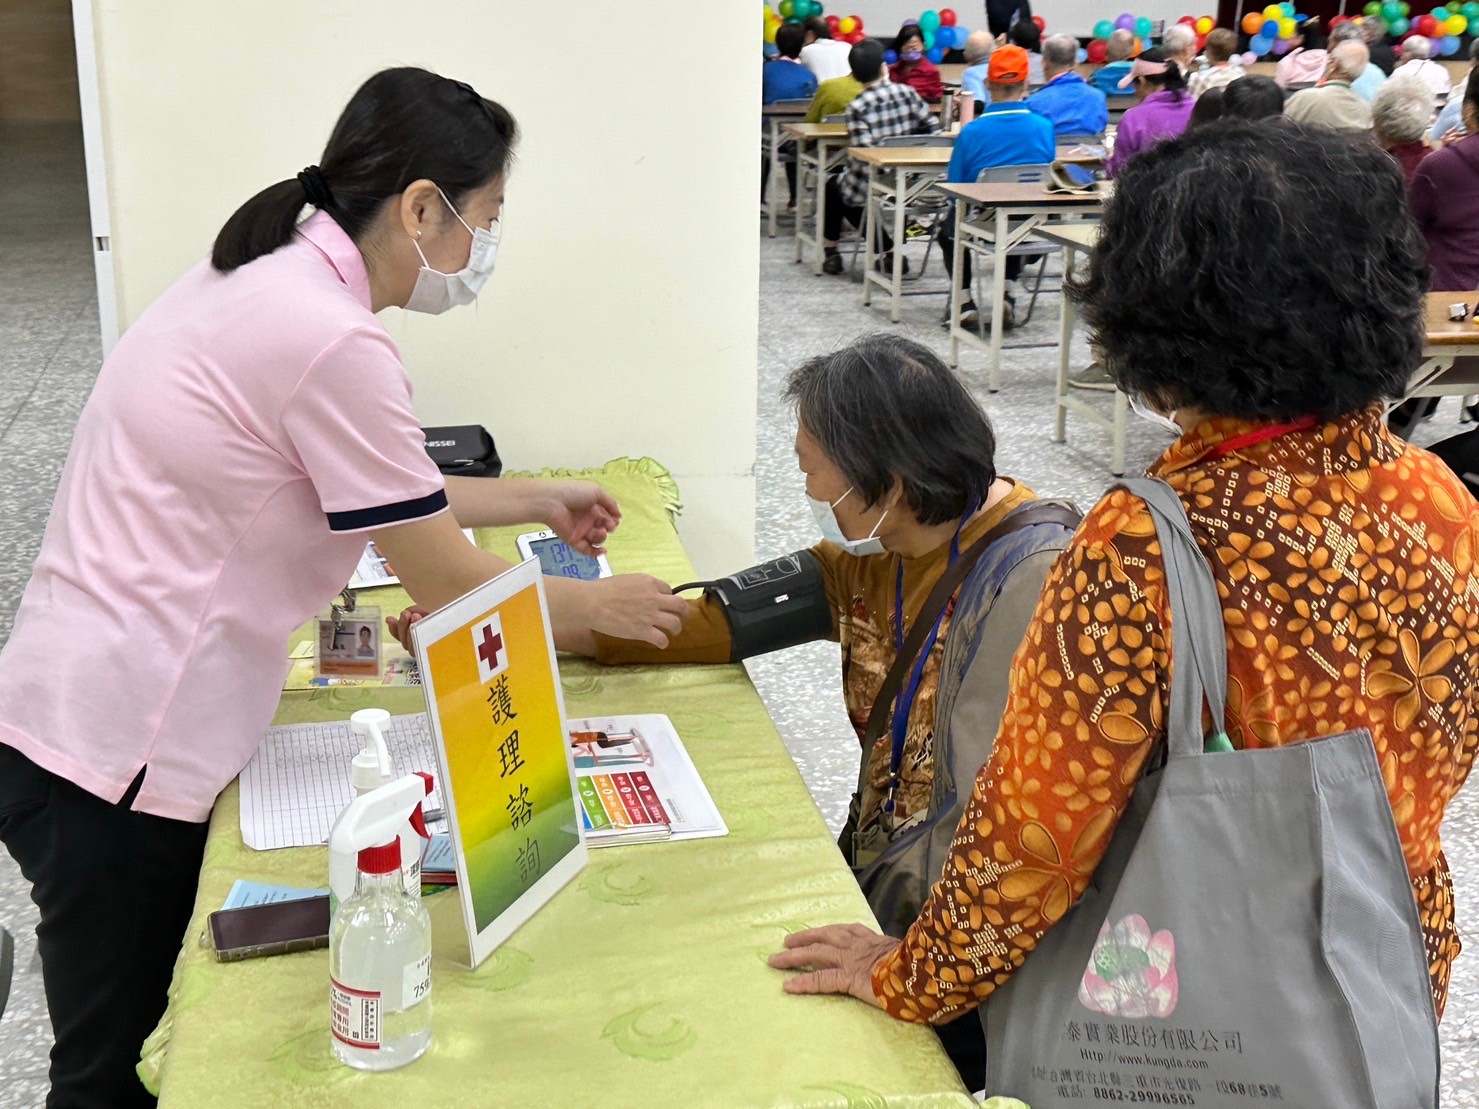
[768,923,900,1007]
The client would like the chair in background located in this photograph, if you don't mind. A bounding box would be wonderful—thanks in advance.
[958,162,1065,328]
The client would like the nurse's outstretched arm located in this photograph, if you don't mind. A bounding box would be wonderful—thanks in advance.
[444,476,619,556]
[370,512,685,650]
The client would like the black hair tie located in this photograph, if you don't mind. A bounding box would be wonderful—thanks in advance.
[297,165,334,210]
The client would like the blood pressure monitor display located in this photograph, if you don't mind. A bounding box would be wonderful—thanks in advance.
[528,536,605,581]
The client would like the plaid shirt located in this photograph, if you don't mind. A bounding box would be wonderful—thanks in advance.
[837,82,941,207]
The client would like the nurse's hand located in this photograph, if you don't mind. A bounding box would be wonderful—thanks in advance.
[541,481,621,556]
[387,607,429,654]
[577,574,688,648]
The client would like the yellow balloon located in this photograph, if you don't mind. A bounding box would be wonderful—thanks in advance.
[839,14,858,33]
[1263,4,1282,20]
[765,19,779,41]
[1447,13,1468,32]
[1195,14,1215,33]
[1278,17,1295,35]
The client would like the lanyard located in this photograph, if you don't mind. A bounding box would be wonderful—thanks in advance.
[1206,417,1318,460]
[884,504,976,820]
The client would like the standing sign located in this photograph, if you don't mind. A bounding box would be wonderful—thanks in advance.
[411,559,586,967]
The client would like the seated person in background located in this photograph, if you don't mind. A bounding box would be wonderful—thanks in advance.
[1330,19,1387,101]
[771,118,1475,1072]
[800,16,853,82]
[959,30,995,109]
[1006,18,1046,86]
[889,23,945,102]
[1187,85,1226,127]
[1160,22,1200,76]
[1188,28,1244,97]
[1364,15,1398,73]
[1373,76,1435,183]
[1285,41,1374,132]
[1275,18,1329,88]
[1106,50,1194,176]
[1410,77,1479,288]
[938,45,1056,328]
[1395,34,1452,97]
[1431,38,1479,140]
[1091,29,1137,95]
[1221,73,1286,118]
[1026,33,1109,136]
[822,39,940,275]
[804,62,865,122]
[763,22,818,104]
[585,332,1075,1090]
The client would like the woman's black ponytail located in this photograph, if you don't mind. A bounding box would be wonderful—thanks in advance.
[211,68,518,273]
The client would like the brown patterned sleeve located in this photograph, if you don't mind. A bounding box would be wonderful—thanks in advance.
[871,493,1171,1024]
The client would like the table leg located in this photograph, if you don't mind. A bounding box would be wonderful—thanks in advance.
[793,136,807,263]
[767,119,781,238]
[988,207,1008,392]
[813,141,829,275]
[949,197,965,368]
[1054,247,1076,443]
[862,165,876,307]
[891,166,907,323]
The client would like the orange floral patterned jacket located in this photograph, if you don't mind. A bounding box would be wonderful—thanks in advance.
[872,408,1479,1023]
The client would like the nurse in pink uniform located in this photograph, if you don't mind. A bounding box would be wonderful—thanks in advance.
[0,67,686,1105]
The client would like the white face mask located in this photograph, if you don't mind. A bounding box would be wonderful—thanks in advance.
[403,186,500,315]
[1130,394,1183,436]
[808,487,888,557]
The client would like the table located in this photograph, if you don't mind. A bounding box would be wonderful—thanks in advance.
[139,459,973,1108]
[763,103,810,239]
[783,122,849,274]
[1032,222,1131,477]
[937,181,1104,392]
[851,145,955,323]
[1390,292,1479,437]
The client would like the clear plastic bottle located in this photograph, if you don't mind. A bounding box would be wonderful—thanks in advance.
[329,841,433,1070]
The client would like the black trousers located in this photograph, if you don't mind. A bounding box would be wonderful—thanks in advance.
[934,1009,988,1092]
[938,218,1023,291]
[0,745,209,1108]
[823,178,894,252]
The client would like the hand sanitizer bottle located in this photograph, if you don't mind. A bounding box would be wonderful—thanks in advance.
[329,776,434,1071]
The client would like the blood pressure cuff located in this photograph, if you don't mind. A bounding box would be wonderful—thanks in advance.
[421,424,502,478]
[677,550,833,662]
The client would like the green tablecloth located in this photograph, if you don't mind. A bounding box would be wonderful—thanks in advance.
[141,458,972,1108]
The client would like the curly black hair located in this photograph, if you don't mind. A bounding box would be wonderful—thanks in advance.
[1067,120,1428,420]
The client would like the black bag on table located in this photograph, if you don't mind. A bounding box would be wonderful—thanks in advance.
[421,425,501,478]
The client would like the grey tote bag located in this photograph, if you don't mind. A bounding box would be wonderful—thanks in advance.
[980,477,1440,1108]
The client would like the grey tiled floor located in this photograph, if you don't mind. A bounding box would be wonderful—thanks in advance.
[0,122,1476,1105]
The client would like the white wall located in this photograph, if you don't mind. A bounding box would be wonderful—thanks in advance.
[83,0,758,577]
[840,1,1190,39]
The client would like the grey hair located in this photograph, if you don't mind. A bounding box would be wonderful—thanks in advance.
[1162,23,1196,57]
[1330,40,1370,81]
[963,29,995,64]
[1042,33,1078,69]
[1107,28,1135,61]
[1405,35,1434,60]
[1329,22,1363,45]
[1373,75,1436,143]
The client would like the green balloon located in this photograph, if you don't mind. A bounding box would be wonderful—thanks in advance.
[1364,0,1381,12]
[1381,0,1401,18]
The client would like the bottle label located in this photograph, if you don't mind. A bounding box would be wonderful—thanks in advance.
[403,953,432,1009]
[330,978,381,1049]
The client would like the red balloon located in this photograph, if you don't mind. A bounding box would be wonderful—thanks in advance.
[825,13,840,30]
[1032,14,1046,30]
[1178,14,1197,24]
[1196,32,1207,49]
[845,28,866,43]
[939,7,958,26]
[1330,13,1350,24]
[851,15,864,32]
[1087,38,1109,62]
[1415,13,1439,34]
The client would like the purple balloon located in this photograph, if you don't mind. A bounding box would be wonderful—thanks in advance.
[1114,12,1136,30]
[1271,37,1292,53]
[1241,50,1259,64]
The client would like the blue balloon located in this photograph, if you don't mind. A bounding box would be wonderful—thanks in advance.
[926,45,946,62]
[1294,10,1309,18]
[884,48,899,64]
[1077,46,1089,62]
[1442,32,1461,51]
[952,25,970,48]
[1261,17,1280,35]
[1250,33,1274,52]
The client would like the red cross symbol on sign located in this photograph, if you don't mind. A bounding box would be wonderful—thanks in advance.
[472,614,508,684]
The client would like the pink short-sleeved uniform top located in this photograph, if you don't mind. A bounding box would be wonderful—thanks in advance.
[0,212,448,821]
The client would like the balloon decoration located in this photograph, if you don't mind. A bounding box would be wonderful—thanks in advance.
[1087,13,1213,63]
[1350,1,1472,55]
[901,9,973,58]
[764,1,870,43]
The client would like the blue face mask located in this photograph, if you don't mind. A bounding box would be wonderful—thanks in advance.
[901,49,924,63]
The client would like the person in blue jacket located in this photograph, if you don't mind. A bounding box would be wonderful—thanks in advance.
[763,22,819,104]
[937,45,1055,329]
[1027,33,1109,137]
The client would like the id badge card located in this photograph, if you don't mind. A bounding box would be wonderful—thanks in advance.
[315,604,383,680]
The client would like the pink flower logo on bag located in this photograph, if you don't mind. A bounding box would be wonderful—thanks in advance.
[1078,913,1179,1019]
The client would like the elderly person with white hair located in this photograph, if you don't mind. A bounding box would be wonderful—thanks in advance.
[1374,76,1435,182]
[1330,19,1387,100]
[1026,33,1109,135]
[959,29,996,109]
[1395,35,1452,97]
[1161,22,1199,74]
[1285,40,1375,131]
[1092,28,1137,95]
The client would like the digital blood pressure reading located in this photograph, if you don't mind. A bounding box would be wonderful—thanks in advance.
[530,538,604,581]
